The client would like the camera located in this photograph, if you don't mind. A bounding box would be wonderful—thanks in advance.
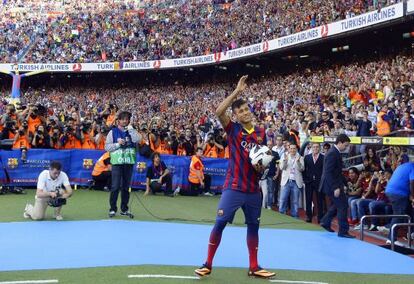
[47,197,66,207]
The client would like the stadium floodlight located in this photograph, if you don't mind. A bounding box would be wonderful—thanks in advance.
[300,55,309,58]
[332,47,338,53]
[343,45,350,50]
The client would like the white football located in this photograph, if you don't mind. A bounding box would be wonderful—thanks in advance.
[249,145,273,168]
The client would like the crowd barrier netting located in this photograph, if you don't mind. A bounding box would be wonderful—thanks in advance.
[0,150,228,191]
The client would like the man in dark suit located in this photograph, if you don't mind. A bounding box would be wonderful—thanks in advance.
[319,134,355,238]
[303,143,325,223]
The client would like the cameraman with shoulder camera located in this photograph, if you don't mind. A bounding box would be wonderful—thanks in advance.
[23,161,73,221]
[105,111,141,218]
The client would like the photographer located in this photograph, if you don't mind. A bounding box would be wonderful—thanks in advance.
[31,124,51,148]
[1,119,16,140]
[24,105,45,135]
[94,123,109,150]
[1,104,20,127]
[12,120,32,162]
[203,132,224,158]
[183,128,195,156]
[148,117,170,154]
[50,127,62,149]
[80,120,96,149]
[23,161,73,221]
[105,111,141,218]
[144,152,174,196]
[60,121,82,149]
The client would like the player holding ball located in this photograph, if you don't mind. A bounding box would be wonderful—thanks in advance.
[195,75,276,279]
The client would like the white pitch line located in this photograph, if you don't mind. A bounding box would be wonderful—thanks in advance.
[269,280,328,284]
[0,280,58,284]
[128,274,199,280]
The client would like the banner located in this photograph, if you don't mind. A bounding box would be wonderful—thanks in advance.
[310,135,414,146]
[408,0,414,14]
[0,150,229,192]
[0,3,405,73]
[327,3,403,37]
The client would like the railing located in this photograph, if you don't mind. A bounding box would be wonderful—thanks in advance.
[360,214,411,242]
[391,223,414,250]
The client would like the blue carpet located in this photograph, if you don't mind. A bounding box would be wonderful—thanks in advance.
[1,220,414,274]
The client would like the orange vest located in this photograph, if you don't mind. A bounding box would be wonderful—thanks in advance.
[28,116,42,134]
[177,146,186,156]
[224,146,229,159]
[96,135,106,150]
[376,111,391,136]
[158,141,172,155]
[150,137,171,154]
[204,144,218,158]
[106,114,116,126]
[81,133,96,149]
[188,155,204,184]
[92,152,111,176]
[64,135,82,149]
[12,135,31,149]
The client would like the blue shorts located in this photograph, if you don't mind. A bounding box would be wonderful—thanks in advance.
[216,189,262,225]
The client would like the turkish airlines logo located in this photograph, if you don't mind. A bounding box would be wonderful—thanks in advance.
[153,60,161,69]
[72,63,82,72]
[321,24,329,38]
[263,41,269,52]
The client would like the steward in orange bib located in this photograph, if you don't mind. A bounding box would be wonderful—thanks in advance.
[92,152,112,191]
[182,147,212,196]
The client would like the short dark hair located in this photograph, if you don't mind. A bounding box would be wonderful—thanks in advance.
[50,161,62,171]
[348,167,359,175]
[335,134,350,144]
[231,99,247,112]
[118,111,132,121]
[151,152,161,162]
[196,147,203,152]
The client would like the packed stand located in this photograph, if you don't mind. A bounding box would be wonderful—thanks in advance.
[0,0,398,63]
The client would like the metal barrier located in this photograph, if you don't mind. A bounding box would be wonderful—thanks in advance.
[390,223,414,251]
[360,214,411,241]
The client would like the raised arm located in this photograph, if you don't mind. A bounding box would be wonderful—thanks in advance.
[215,75,248,128]
[0,70,12,76]
[25,70,48,77]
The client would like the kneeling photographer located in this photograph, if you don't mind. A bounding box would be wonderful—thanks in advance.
[23,161,73,221]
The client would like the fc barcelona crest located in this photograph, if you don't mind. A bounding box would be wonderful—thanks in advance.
[136,162,146,173]
[83,159,93,170]
[7,158,19,169]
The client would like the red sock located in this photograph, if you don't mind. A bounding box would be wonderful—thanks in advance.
[205,222,225,268]
[247,223,259,270]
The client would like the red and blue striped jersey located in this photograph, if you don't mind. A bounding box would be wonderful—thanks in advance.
[223,121,266,193]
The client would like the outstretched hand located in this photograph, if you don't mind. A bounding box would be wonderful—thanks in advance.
[236,75,248,92]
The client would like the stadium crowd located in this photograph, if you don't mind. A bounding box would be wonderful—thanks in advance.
[0,0,400,63]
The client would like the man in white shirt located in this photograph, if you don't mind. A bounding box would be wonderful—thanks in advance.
[23,161,73,221]
[279,144,304,218]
